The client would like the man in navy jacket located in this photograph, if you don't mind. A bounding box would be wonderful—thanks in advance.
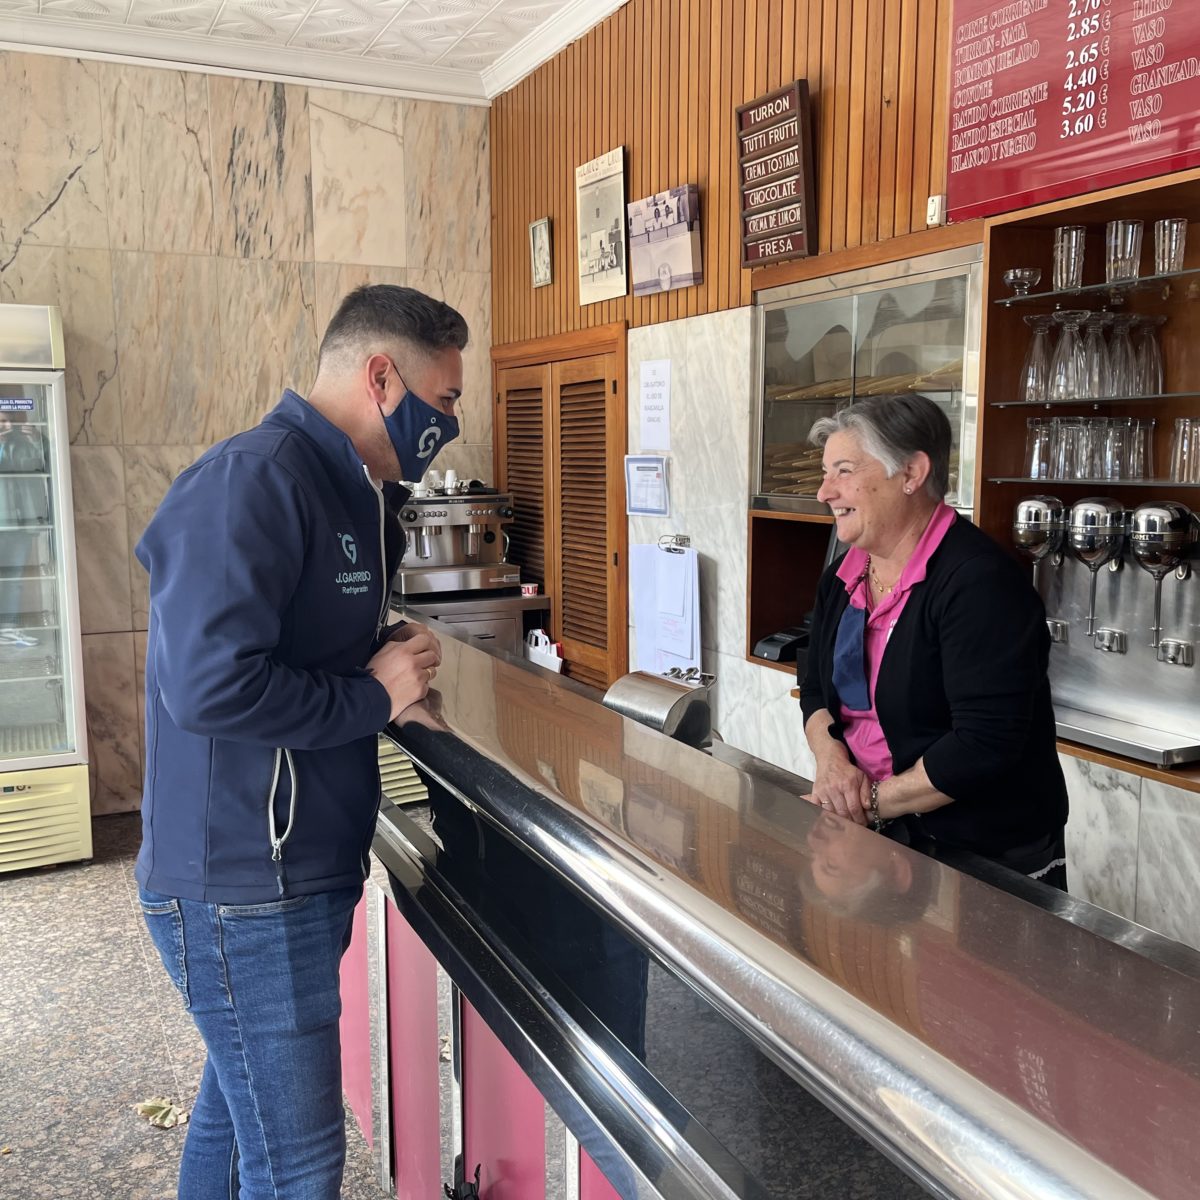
[134,286,466,1199]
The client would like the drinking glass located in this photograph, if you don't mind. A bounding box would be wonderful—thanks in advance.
[1020,314,1055,404]
[1081,312,1112,399]
[1025,417,1053,479]
[1079,417,1105,479]
[1135,314,1167,397]
[1108,314,1139,398]
[1053,225,1087,290]
[1155,218,1188,274]
[1170,417,1192,483]
[1052,416,1084,480]
[1103,417,1130,481]
[1048,309,1089,402]
[1124,416,1156,480]
[1106,219,1144,283]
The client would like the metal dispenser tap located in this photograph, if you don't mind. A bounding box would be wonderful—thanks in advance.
[1013,495,1065,591]
[1067,498,1126,636]
[1129,501,1197,647]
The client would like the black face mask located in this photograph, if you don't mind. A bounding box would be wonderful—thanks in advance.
[832,570,871,711]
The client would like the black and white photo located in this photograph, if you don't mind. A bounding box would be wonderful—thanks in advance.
[627,185,703,296]
[575,148,628,305]
[529,217,551,287]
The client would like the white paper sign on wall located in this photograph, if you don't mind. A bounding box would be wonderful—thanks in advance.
[639,359,671,452]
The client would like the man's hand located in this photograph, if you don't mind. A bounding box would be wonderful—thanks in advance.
[367,627,442,720]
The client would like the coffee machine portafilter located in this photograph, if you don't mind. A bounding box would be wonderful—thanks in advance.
[1067,498,1126,636]
[1013,496,1065,591]
[1130,502,1197,647]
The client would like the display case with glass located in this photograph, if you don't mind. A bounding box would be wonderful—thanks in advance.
[753,244,984,516]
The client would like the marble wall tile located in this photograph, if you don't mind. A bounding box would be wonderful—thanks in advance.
[0,52,108,250]
[100,64,215,254]
[217,258,318,435]
[82,632,142,814]
[112,251,223,446]
[69,446,131,635]
[309,93,407,267]
[0,243,122,444]
[313,263,408,341]
[405,102,489,273]
[705,649,763,761]
[124,445,208,630]
[757,667,816,785]
[209,78,313,262]
[434,442,495,485]
[1059,753,1140,918]
[1136,779,1200,951]
[407,267,491,446]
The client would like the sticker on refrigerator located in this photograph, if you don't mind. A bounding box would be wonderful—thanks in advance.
[0,398,35,411]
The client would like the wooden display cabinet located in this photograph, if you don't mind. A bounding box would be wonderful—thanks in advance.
[746,510,834,673]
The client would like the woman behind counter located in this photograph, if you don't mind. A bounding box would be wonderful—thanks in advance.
[800,394,1069,889]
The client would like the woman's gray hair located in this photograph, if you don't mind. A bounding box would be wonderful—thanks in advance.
[809,393,951,501]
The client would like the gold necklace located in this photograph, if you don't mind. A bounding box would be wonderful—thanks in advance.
[867,555,900,594]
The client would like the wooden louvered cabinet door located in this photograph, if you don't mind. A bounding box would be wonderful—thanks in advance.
[548,354,626,690]
[494,364,551,590]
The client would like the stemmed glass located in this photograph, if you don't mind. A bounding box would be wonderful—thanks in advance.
[1048,310,1090,402]
[1081,312,1113,399]
[1135,315,1167,397]
[1020,315,1055,404]
[1108,314,1139,399]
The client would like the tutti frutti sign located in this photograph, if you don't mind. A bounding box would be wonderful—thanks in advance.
[736,81,817,267]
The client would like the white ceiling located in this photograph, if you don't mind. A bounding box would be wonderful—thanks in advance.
[0,0,626,103]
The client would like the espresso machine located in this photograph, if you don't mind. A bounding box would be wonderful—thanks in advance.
[394,482,519,595]
[1013,494,1200,765]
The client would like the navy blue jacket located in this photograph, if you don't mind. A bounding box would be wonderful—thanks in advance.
[134,391,402,903]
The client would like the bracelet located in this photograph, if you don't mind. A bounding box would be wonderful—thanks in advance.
[868,781,883,832]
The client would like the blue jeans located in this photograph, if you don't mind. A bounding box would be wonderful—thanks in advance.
[139,884,362,1200]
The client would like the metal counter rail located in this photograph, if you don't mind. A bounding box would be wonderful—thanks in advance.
[382,623,1200,1200]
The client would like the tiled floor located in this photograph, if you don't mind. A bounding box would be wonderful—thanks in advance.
[0,813,381,1199]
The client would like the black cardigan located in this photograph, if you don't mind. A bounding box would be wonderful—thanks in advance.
[799,516,1068,857]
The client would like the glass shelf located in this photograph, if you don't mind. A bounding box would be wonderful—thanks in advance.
[987,476,1200,487]
[0,472,51,479]
[0,523,52,532]
[3,674,64,685]
[990,391,1200,410]
[995,266,1200,308]
[767,384,962,404]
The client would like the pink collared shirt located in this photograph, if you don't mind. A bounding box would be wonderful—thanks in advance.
[835,503,957,782]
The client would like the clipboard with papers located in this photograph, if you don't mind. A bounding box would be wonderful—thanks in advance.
[628,535,700,673]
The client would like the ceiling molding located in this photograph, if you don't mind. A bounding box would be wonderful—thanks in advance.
[481,0,626,98]
[0,15,491,105]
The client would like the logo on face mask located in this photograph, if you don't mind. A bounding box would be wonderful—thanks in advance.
[339,533,357,564]
[417,425,443,460]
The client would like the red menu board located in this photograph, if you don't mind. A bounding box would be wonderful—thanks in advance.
[947,0,1200,222]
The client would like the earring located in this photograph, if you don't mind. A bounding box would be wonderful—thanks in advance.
[904,485,912,494]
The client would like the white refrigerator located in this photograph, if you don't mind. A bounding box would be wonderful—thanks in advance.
[0,303,91,872]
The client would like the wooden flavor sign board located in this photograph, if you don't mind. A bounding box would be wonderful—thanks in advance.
[737,81,817,267]
[947,0,1200,222]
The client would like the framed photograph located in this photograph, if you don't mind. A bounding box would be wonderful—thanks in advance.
[575,147,628,305]
[627,185,703,296]
[529,217,552,288]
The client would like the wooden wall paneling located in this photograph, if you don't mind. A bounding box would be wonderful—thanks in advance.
[893,0,919,241]
[877,0,901,242]
[846,0,868,250]
[931,0,951,204]
[490,0,952,344]
[817,0,838,253]
[909,0,937,232]
[861,0,885,246]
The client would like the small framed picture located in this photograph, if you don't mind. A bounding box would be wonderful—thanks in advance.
[529,217,552,288]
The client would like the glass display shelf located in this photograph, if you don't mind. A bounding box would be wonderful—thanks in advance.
[989,391,1200,410]
[0,472,51,479]
[767,384,962,403]
[987,476,1200,487]
[995,266,1200,308]
[0,523,53,532]
[4,673,64,685]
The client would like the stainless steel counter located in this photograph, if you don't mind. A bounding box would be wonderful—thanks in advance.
[379,620,1200,1200]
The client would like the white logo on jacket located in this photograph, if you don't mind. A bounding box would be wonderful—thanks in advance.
[336,533,371,595]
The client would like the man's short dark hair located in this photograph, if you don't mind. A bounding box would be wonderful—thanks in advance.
[319,285,469,368]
